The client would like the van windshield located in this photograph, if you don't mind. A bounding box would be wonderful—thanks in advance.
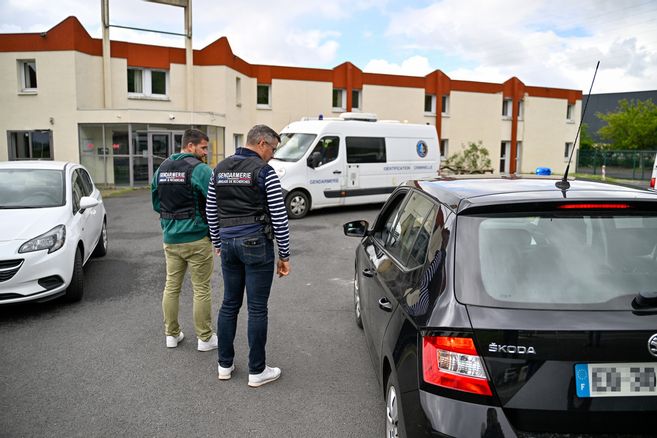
[274,133,317,162]
[455,209,657,310]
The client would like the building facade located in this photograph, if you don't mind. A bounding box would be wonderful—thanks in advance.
[0,17,582,186]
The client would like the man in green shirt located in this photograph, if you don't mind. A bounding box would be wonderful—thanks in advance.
[151,128,217,352]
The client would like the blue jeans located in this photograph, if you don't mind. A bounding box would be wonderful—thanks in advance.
[217,232,274,374]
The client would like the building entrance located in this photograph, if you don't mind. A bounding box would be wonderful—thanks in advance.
[79,123,222,187]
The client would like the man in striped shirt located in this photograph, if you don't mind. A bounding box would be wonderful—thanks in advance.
[206,124,290,387]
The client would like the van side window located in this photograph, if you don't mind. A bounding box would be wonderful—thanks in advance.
[309,136,339,167]
[346,137,386,163]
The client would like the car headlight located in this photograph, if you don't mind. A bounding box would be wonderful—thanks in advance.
[18,225,66,254]
[276,167,286,178]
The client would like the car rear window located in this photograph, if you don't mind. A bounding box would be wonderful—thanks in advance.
[455,207,657,310]
[0,169,64,208]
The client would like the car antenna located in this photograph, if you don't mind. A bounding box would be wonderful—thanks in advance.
[555,60,600,192]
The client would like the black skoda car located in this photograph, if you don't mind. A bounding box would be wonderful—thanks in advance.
[343,177,657,437]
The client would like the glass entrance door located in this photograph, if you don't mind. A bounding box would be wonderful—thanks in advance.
[151,132,171,179]
[131,132,172,185]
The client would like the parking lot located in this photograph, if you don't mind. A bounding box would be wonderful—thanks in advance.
[0,189,385,437]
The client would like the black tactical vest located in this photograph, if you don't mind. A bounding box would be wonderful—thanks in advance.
[213,155,270,228]
[157,156,206,222]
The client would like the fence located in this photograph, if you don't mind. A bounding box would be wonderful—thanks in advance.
[576,149,657,182]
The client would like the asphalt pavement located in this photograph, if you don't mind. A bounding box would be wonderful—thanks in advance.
[0,189,385,438]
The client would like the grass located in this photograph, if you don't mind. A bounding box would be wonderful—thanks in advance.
[574,173,649,189]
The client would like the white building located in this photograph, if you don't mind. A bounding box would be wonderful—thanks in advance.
[0,16,582,186]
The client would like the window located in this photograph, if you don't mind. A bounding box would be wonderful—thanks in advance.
[564,142,573,159]
[517,100,524,119]
[373,191,407,245]
[71,170,87,215]
[309,136,340,167]
[235,77,242,107]
[346,137,386,163]
[424,94,436,114]
[500,141,510,173]
[516,141,522,173]
[332,89,346,111]
[456,211,657,310]
[440,139,448,158]
[234,134,244,149]
[78,168,94,196]
[127,68,143,93]
[257,84,271,107]
[18,60,37,91]
[441,95,449,114]
[352,89,361,110]
[567,103,575,121]
[127,68,168,98]
[502,99,512,117]
[151,70,166,95]
[385,192,436,268]
[8,130,53,160]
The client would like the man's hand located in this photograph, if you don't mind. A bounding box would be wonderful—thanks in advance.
[214,248,221,256]
[277,260,290,277]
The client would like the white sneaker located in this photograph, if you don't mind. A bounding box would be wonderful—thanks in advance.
[248,365,281,387]
[166,332,184,348]
[218,363,235,380]
[197,333,218,352]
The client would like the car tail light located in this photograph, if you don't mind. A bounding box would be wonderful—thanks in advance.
[422,336,492,396]
[651,177,655,189]
[557,203,630,209]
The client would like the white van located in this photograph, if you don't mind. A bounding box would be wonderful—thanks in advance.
[271,113,440,218]
[650,152,657,191]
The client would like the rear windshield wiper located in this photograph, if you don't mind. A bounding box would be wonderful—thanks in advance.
[632,291,657,309]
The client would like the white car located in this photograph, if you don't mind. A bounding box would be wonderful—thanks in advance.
[0,161,107,303]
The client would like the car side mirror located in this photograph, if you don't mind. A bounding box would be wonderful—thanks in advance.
[79,196,99,212]
[307,151,321,169]
[343,220,369,237]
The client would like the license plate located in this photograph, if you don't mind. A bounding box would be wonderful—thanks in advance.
[575,363,657,397]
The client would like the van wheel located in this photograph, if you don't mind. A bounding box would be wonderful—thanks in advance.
[286,190,310,219]
[64,248,84,302]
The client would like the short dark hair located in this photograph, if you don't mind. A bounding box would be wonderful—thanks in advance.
[246,124,280,146]
[181,128,209,150]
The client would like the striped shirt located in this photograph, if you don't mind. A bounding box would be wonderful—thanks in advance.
[206,149,290,259]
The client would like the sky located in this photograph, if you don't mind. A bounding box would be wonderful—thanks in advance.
[1,0,656,94]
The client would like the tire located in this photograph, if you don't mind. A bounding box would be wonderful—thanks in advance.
[385,372,406,438]
[285,190,310,219]
[354,271,363,329]
[92,219,108,258]
[64,247,84,302]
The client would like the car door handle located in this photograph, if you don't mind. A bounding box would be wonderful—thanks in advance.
[378,297,393,312]
[333,170,342,174]
[362,268,376,278]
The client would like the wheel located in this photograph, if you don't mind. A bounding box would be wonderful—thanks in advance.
[92,219,108,257]
[285,190,310,219]
[386,373,405,438]
[354,271,363,329]
[64,247,84,302]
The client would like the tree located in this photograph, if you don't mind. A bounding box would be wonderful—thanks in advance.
[578,123,595,151]
[597,99,657,150]
[441,141,492,174]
